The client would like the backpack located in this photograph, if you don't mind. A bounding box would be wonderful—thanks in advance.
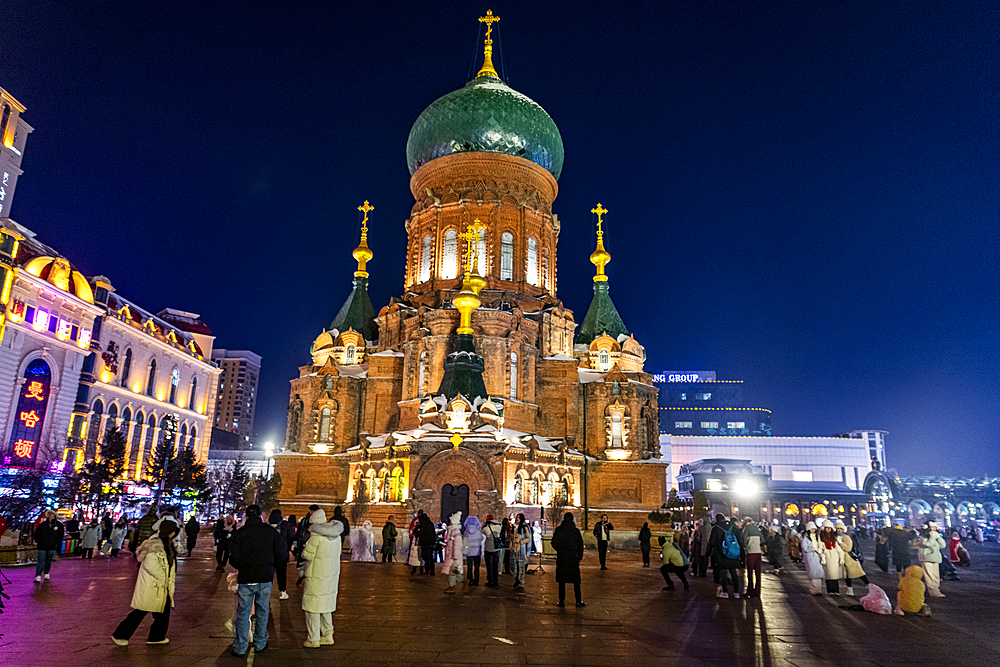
[488,523,505,550]
[675,541,690,567]
[722,526,740,560]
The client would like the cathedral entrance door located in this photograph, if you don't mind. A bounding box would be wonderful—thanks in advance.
[441,483,470,523]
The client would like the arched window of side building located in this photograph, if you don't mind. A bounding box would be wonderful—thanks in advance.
[319,407,331,442]
[145,359,157,397]
[500,231,514,280]
[345,343,356,364]
[418,350,427,395]
[420,235,432,282]
[442,229,458,279]
[169,368,179,404]
[510,352,518,400]
[542,248,549,289]
[526,237,538,286]
[611,413,623,448]
[87,400,104,450]
[599,349,610,371]
[188,376,198,411]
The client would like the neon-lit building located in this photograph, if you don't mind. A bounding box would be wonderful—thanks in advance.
[654,371,773,437]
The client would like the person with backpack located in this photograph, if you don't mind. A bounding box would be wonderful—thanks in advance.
[658,536,690,591]
[741,518,763,597]
[482,515,503,587]
[708,513,744,598]
[592,515,614,570]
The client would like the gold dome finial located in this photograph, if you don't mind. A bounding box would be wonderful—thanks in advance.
[455,219,489,334]
[589,203,611,282]
[353,200,374,278]
[476,10,501,78]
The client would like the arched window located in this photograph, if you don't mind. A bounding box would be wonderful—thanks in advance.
[189,426,197,450]
[514,475,523,504]
[141,414,155,477]
[179,424,188,451]
[158,416,170,454]
[319,407,331,442]
[442,229,458,279]
[169,368,179,404]
[188,376,197,411]
[145,359,157,397]
[510,352,518,400]
[611,413,623,448]
[599,349,610,371]
[0,105,10,140]
[87,400,104,450]
[530,478,540,505]
[526,237,538,286]
[129,410,144,478]
[418,350,427,395]
[379,470,390,502]
[476,232,487,274]
[560,479,569,504]
[120,349,132,388]
[107,403,119,433]
[500,232,514,280]
[390,467,404,502]
[542,248,549,289]
[324,374,334,390]
[345,344,356,364]
[420,234,432,282]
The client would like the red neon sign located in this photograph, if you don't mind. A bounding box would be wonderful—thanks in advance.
[13,439,33,458]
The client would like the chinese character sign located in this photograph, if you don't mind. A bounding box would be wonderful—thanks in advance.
[6,359,51,468]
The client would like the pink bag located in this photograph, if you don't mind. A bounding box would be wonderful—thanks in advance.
[860,583,892,614]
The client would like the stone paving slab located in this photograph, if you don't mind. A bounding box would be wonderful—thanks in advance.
[1,536,999,666]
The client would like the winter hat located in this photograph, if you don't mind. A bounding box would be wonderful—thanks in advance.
[485,514,494,521]
[835,520,847,531]
[822,520,834,530]
[805,521,817,531]
[450,512,462,525]
[926,521,937,530]
[311,509,327,524]
[267,509,283,524]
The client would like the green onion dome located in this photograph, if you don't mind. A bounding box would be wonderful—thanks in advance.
[406,74,564,180]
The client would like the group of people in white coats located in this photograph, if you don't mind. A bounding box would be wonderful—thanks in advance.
[801,519,870,596]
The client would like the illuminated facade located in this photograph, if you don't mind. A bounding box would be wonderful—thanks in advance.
[0,87,32,219]
[654,371,774,436]
[277,15,666,527]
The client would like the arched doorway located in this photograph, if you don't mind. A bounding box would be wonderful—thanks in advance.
[441,483,470,523]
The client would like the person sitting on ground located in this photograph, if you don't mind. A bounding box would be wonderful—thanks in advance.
[765,527,783,575]
[895,564,931,616]
[658,536,689,591]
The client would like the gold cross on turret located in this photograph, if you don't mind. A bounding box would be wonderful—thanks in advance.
[591,203,608,236]
[353,200,374,278]
[357,200,374,239]
[590,203,611,282]
[477,10,501,78]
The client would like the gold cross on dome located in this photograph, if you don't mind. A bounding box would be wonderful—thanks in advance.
[591,203,608,234]
[357,200,374,236]
[479,10,499,43]
[460,218,487,274]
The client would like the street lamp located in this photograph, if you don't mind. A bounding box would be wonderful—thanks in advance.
[264,442,274,479]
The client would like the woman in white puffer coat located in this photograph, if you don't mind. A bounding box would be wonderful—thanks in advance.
[112,522,178,646]
[800,522,824,595]
[301,509,344,648]
[835,520,869,596]
[819,520,845,596]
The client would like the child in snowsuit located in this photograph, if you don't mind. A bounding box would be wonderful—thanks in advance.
[895,564,930,616]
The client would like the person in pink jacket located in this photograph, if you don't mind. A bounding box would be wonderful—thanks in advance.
[441,512,465,594]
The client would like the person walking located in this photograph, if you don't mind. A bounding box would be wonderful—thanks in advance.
[835,521,869,595]
[112,522,179,646]
[407,512,422,574]
[66,513,81,555]
[500,518,514,574]
[742,519,763,597]
[227,505,285,656]
[294,505,319,584]
[659,536,690,591]
[130,505,159,553]
[818,520,844,596]
[482,514,502,587]
[800,521,824,594]
[103,517,128,557]
[949,531,970,567]
[101,513,114,550]
[786,526,802,563]
[442,512,465,594]
[214,514,236,571]
[511,514,531,591]
[80,518,101,558]
[709,513,744,599]
[266,509,292,600]
[331,506,351,546]
[694,518,713,577]
[638,522,652,567]
[418,511,437,575]
[381,515,397,563]
[551,512,586,607]
[33,509,64,582]
[300,509,344,648]
[184,516,200,558]
[592,514,614,570]
[917,521,947,598]
[463,515,483,585]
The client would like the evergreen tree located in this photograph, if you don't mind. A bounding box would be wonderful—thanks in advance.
[692,491,711,521]
[226,458,249,513]
[166,446,212,506]
[147,415,177,505]
[256,472,281,514]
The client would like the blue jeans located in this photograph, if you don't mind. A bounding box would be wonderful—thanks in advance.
[234,582,271,652]
[35,550,56,577]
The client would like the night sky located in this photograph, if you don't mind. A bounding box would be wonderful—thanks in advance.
[3,2,997,477]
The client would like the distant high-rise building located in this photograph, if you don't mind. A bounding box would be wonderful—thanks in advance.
[211,349,261,448]
[848,429,888,471]
[0,87,33,219]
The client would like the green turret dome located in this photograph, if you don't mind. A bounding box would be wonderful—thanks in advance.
[406,75,564,180]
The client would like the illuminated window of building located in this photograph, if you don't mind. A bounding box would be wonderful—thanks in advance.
[107,404,119,435]
[792,470,813,482]
[188,376,197,411]
[611,413,623,447]
[130,411,144,478]
[120,348,132,388]
[390,467,404,502]
[560,479,569,503]
[145,359,157,397]
[785,503,800,516]
[510,352,518,400]
[727,421,745,429]
[420,235,432,282]
[141,414,155,477]
[169,368,179,404]
[87,399,104,449]
[811,503,828,517]
[598,349,610,371]
[701,421,718,429]
[324,374,334,390]
[526,237,538,286]
[674,421,692,429]
[542,248,549,289]
[695,392,711,400]
[179,423,188,452]
[0,105,10,140]
[442,229,458,279]
[345,344,356,364]
[476,232,486,274]
[500,231,514,280]
[530,478,540,505]
[157,415,170,454]
[189,426,197,450]
[514,475,524,504]
[319,407,331,442]
[418,350,427,394]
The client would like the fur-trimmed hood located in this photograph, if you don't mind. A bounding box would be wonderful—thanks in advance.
[310,521,344,539]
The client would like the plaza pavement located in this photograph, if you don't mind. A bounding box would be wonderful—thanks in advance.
[1,535,998,667]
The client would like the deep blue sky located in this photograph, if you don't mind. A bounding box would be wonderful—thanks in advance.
[2,2,997,476]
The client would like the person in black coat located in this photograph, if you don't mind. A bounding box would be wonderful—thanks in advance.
[33,510,64,582]
[184,517,200,557]
[638,522,653,567]
[228,505,286,656]
[267,509,292,599]
[888,525,917,573]
[551,513,586,607]
[417,511,437,575]
[709,513,745,598]
[592,515,614,570]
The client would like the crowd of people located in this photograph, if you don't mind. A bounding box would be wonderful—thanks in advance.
[21,502,989,651]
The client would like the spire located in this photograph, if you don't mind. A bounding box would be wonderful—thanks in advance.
[589,203,611,282]
[353,200,374,278]
[476,10,501,79]
[454,219,488,334]
[576,203,628,344]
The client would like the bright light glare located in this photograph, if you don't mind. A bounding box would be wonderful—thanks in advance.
[734,478,758,496]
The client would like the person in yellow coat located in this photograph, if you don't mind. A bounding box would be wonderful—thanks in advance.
[895,564,931,616]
